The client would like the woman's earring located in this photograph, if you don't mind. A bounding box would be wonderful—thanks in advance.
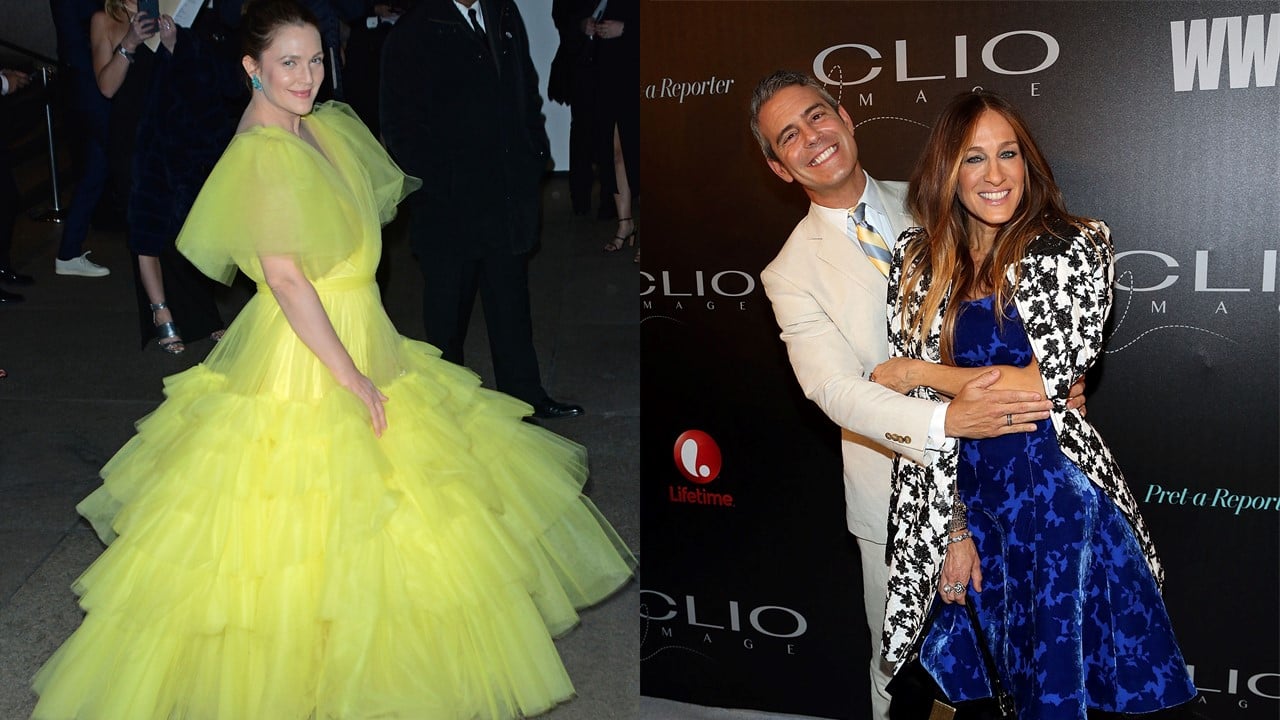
[251,75,263,91]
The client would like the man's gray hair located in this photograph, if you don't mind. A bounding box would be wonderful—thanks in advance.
[749,70,842,162]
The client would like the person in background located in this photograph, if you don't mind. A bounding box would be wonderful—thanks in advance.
[91,0,233,354]
[342,2,410,135]
[586,0,638,262]
[381,0,585,420]
[549,0,598,217]
[0,66,34,303]
[51,0,114,278]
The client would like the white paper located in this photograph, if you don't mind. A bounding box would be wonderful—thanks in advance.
[169,0,202,28]
[141,0,202,51]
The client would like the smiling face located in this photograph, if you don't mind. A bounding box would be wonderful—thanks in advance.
[956,109,1026,247]
[756,84,865,208]
[242,22,324,126]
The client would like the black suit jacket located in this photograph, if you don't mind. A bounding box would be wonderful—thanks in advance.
[381,0,550,258]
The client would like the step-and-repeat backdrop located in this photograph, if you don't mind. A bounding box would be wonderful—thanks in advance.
[639,2,1279,718]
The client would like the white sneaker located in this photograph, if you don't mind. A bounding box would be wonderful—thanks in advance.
[55,252,111,277]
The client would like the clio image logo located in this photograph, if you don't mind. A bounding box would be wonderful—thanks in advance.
[640,589,810,656]
[813,29,1061,87]
[1188,664,1279,710]
[669,430,733,507]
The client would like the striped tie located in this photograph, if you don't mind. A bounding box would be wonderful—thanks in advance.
[849,203,891,278]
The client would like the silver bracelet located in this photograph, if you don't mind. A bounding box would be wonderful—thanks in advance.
[115,44,135,63]
[946,531,971,545]
[947,499,968,533]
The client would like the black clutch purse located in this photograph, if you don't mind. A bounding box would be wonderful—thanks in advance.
[886,601,1016,720]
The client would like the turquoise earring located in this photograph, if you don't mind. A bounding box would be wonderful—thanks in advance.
[251,75,263,91]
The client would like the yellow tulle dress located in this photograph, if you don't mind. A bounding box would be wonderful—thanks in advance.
[30,102,636,720]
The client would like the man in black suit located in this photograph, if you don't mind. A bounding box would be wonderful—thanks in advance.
[381,0,583,420]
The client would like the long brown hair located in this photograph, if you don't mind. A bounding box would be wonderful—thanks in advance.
[901,91,1085,361]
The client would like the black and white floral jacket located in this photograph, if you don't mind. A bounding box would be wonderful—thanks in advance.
[880,219,1164,667]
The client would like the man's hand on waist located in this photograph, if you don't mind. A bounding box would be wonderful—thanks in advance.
[944,369,1051,439]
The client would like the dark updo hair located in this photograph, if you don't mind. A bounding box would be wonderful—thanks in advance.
[241,0,321,63]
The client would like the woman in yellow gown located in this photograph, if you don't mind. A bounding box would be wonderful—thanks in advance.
[30,2,635,718]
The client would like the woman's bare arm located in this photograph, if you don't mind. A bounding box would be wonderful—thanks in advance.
[872,356,1047,398]
[91,11,153,98]
[261,254,388,436]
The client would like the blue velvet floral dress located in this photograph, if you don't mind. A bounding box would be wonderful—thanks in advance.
[919,296,1197,720]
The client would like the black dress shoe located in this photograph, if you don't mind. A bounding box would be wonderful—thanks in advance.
[531,398,584,420]
[0,268,34,286]
[0,287,25,304]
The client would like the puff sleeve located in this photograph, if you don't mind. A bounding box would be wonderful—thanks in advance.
[176,102,420,285]
[312,102,421,225]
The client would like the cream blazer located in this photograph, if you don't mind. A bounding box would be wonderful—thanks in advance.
[761,177,939,543]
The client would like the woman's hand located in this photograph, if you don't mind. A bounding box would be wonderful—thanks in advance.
[1067,374,1087,416]
[337,369,389,437]
[261,255,387,439]
[157,14,177,53]
[938,537,983,605]
[580,17,598,37]
[596,19,624,39]
[869,357,920,394]
[124,11,157,51]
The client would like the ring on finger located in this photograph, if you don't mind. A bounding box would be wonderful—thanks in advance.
[1005,413,1012,426]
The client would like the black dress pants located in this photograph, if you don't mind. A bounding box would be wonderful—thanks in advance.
[418,247,546,406]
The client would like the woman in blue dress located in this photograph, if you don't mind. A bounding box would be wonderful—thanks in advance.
[869,92,1198,719]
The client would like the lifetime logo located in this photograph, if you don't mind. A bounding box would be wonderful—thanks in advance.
[670,430,734,507]
[1171,14,1279,91]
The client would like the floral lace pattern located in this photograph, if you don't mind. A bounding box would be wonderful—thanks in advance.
[883,220,1165,668]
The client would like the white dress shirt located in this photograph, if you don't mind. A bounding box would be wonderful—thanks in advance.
[454,0,486,31]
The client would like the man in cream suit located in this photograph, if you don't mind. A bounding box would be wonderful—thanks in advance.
[751,71,1056,719]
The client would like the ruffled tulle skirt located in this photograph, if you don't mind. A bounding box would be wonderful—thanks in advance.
[31,288,635,720]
